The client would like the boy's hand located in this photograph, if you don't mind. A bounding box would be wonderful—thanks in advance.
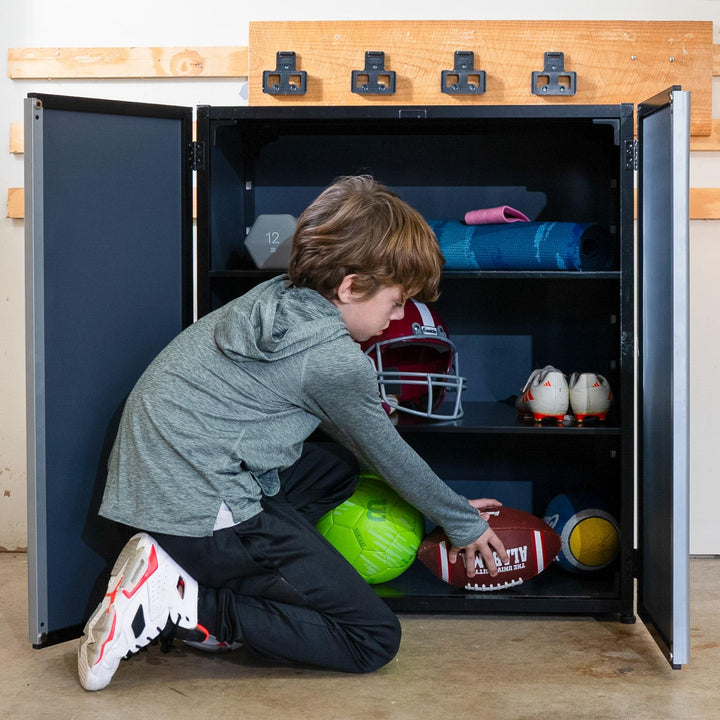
[447,498,508,578]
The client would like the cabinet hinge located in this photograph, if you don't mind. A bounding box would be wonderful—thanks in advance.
[625,139,638,171]
[188,141,205,172]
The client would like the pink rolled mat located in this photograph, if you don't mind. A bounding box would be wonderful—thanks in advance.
[464,205,530,225]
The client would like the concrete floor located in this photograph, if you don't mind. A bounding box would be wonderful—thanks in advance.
[1,553,718,720]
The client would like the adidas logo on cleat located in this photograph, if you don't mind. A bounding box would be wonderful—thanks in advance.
[515,366,569,424]
[569,372,613,423]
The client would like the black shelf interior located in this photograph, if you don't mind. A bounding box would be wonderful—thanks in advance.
[207,272,625,425]
[202,112,623,282]
[195,105,635,621]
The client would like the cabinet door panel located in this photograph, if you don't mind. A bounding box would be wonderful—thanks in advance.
[25,94,192,646]
[637,88,691,668]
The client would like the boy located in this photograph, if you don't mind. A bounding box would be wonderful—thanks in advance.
[78,175,507,691]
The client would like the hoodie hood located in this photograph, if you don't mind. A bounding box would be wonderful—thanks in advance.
[214,275,349,362]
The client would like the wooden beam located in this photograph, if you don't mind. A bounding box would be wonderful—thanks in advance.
[691,119,720,152]
[7,46,248,79]
[9,186,720,220]
[248,20,714,136]
[6,188,23,218]
[9,122,23,154]
[689,188,720,220]
[714,43,720,76]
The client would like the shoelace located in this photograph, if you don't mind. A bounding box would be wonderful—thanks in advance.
[118,613,183,660]
[520,366,566,393]
[159,613,186,654]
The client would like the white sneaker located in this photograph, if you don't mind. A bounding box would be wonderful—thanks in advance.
[569,372,613,422]
[184,634,243,653]
[515,366,569,423]
[78,533,198,691]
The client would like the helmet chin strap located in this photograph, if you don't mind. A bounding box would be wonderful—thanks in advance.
[410,299,447,339]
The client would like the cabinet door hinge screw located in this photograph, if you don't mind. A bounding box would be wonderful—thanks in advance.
[189,141,205,172]
[625,140,638,171]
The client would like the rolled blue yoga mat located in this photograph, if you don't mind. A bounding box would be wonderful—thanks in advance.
[428,220,615,271]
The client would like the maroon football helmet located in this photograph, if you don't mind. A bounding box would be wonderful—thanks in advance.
[361,299,465,420]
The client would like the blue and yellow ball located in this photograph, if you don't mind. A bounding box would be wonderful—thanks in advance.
[316,473,424,584]
[543,493,619,573]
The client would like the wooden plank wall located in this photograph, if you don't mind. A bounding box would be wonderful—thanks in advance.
[6,21,720,219]
[248,21,714,135]
[7,46,249,78]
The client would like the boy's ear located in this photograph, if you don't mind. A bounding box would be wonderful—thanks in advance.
[336,274,358,303]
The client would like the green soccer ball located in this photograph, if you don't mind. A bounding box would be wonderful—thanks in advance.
[316,473,424,584]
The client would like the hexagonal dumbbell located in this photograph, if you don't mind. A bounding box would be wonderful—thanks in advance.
[244,214,297,269]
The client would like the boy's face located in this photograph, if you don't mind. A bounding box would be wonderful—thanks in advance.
[334,281,406,343]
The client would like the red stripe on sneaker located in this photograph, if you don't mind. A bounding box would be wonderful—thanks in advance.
[94,611,117,666]
[122,544,159,599]
[196,623,210,641]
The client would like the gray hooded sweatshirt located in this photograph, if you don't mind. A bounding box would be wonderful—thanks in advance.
[100,275,487,548]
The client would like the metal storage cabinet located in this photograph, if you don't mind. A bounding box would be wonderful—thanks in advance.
[24,90,690,667]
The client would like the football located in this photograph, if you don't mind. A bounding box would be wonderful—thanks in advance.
[416,506,561,591]
[316,473,424,584]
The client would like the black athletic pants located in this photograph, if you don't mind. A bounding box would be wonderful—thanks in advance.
[152,442,402,674]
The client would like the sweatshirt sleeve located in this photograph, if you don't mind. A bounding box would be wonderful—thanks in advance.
[301,339,488,548]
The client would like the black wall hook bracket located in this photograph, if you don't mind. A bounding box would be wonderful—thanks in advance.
[262,51,307,95]
[441,51,486,95]
[531,52,577,96]
[351,52,396,95]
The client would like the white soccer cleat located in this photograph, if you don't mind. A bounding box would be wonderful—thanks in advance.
[515,366,569,424]
[569,372,613,422]
[78,532,198,691]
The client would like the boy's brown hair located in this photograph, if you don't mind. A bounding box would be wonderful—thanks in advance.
[287,175,444,303]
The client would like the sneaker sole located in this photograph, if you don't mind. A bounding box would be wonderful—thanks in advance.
[518,411,566,424]
[574,412,609,423]
[184,639,243,653]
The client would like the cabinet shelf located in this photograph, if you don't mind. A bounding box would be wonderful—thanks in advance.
[445,270,621,281]
[209,269,622,281]
[209,269,283,279]
[376,561,623,615]
[396,402,621,436]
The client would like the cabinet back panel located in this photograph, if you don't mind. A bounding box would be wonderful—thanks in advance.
[403,433,622,520]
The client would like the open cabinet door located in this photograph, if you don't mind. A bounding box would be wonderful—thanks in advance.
[637,87,690,668]
[25,94,193,647]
